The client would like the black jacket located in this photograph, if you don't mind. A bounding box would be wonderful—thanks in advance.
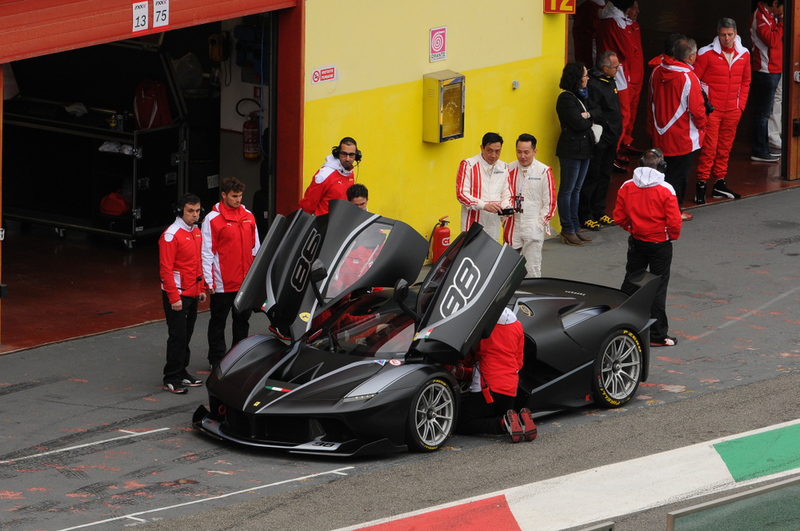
[555,90,599,160]
[587,67,622,148]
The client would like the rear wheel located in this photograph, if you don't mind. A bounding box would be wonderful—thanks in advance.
[592,329,642,408]
[406,378,455,452]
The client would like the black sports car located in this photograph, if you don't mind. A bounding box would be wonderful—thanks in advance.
[193,200,658,456]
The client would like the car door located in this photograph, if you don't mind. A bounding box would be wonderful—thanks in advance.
[410,224,527,364]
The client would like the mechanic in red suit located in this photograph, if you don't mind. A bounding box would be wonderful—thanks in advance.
[693,18,751,204]
[159,193,208,394]
[454,308,537,443]
[299,137,360,216]
[597,0,643,159]
[573,0,606,67]
[202,177,260,369]
[647,37,706,221]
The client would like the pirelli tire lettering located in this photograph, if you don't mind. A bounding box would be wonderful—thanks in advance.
[592,329,643,408]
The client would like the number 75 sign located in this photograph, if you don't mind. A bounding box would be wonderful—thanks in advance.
[544,0,575,14]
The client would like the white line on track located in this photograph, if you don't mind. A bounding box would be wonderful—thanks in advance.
[698,284,800,338]
[57,466,356,531]
[0,428,171,464]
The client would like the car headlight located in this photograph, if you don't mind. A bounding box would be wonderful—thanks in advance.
[342,393,376,403]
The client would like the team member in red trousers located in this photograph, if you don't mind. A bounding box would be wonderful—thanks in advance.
[455,308,537,443]
[300,137,360,216]
[693,18,751,204]
[648,37,706,221]
[159,193,208,394]
[597,0,644,158]
[202,177,260,369]
[614,149,682,347]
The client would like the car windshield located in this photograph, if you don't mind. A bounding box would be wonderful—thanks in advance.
[325,223,392,299]
[306,293,415,358]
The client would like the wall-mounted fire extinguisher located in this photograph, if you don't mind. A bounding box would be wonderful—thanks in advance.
[429,216,450,263]
[237,98,261,161]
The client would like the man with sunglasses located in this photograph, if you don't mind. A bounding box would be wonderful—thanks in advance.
[300,137,360,216]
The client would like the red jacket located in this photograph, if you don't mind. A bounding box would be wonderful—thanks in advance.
[299,155,355,216]
[159,218,207,304]
[202,201,260,293]
[614,167,682,243]
[470,309,524,397]
[694,36,751,112]
[597,5,643,85]
[572,0,605,67]
[750,2,783,74]
[648,57,706,156]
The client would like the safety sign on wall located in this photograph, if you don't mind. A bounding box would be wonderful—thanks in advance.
[430,27,447,62]
[311,66,338,85]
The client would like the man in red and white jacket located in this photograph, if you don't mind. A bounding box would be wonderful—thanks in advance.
[597,0,643,157]
[299,137,359,216]
[457,132,513,241]
[159,193,208,394]
[693,18,751,204]
[502,134,556,278]
[648,37,706,221]
[202,177,260,368]
[614,149,682,347]
[749,0,783,162]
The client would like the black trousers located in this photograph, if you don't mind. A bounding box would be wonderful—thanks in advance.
[457,391,516,435]
[207,291,252,366]
[663,152,695,210]
[162,291,198,383]
[621,237,673,341]
[580,139,617,222]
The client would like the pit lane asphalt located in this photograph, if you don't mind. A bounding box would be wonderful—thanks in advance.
[2,187,800,531]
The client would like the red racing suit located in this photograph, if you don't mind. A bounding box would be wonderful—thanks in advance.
[694,36,751,181]
[469,308,525,397]
[457,153,512,241]
[750,2,783,74]
[648,56,706,156]
[159,217,207,304]
[299,155,355,216]
[597,4,643,147]
[201,201,260,294]
[614,167,682,243]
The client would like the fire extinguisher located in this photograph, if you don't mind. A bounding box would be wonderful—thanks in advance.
[237,98,262,161]
[243,111,260,160]
[429,216,451,263]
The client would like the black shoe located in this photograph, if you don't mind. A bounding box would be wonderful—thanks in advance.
[502,410,523,443]
[622,144,645,155]
[750,153,779,163]
[598,215,615,227]
[712,179,741,199]
[164,382,188,394]
[695,181,707,204]
[615,156,630,166]
[612,162,627,173]
[582,219,600,231]
[181,375,203,387]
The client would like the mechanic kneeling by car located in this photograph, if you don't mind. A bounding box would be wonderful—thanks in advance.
[453,308,537,443]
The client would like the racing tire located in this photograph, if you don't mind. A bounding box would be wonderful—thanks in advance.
[405,378,455,452]
[591,328,643,408]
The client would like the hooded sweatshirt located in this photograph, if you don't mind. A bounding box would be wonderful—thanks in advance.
[299,155,355,216]
[470,308,525,397]
[648,56,706,156]
[614,166,682,243]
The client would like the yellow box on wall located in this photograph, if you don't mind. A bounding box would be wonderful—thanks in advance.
[422,70,465,143]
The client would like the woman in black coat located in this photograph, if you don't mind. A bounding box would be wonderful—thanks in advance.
[555,62,600,246]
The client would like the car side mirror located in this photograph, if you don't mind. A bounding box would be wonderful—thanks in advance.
[393,278,420,324]
[310,259,328,305]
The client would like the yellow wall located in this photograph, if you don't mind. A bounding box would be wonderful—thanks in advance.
[303,0,567,240]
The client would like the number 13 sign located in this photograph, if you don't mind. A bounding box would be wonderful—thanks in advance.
[544,0,575,14]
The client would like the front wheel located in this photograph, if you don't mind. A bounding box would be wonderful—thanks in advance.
[592,329,643,408]
[406,378,455,452]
